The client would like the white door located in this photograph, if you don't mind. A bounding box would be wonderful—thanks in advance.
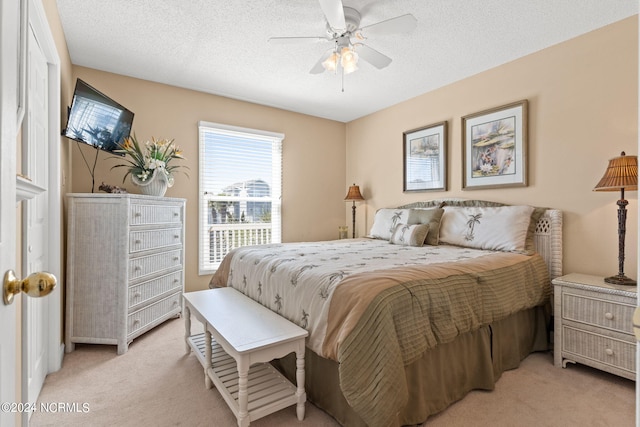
[0,0,22,424]
[22,23,50,412]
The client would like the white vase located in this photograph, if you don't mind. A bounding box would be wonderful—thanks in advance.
[131,169,171,197]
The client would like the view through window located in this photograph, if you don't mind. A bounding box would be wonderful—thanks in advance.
[198,121,283,274]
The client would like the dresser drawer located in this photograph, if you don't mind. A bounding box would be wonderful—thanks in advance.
[130,203,182,226]
[129,249,182,280]
[562,292,634,334]
[128,270,183,309]
[127,291,181,336]
[129,228,182,253]
[562,325,635,374]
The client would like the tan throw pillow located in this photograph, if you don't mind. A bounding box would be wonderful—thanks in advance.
[407,208,445,246]
[389,223,430,247]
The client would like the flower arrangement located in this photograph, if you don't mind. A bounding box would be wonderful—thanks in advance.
[112,135,188,185]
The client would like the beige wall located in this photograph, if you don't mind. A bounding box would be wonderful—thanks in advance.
[68,68,347,291]
[346,16,638,280]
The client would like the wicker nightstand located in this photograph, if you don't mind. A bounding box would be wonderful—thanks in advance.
[553,273,637,380]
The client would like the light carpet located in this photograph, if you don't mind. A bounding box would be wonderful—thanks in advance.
[31,317,635,426]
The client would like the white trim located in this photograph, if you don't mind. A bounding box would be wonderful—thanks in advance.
[198,120,284,142]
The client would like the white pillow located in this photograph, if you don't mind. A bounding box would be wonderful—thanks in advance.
[389,223,429,247]
[439,205,534,252]
[369,209,411,240]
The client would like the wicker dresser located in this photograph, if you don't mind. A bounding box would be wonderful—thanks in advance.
[65,193,186,354]
[553,273,636,380]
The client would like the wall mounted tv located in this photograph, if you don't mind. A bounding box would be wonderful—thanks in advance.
[62,79,134,153]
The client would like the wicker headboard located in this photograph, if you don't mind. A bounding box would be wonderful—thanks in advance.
[397,199,563,279]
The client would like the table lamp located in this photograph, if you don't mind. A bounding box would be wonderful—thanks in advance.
[593,151,638,285]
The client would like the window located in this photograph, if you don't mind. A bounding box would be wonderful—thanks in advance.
[198,121,283,274]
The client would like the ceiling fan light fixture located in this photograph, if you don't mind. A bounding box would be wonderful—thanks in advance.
[322,51,340,72]
[340,46,358,74]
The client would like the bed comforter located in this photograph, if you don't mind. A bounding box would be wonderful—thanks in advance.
[210,238,551,427]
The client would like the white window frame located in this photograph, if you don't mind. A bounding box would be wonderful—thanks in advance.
[198,121,284,275]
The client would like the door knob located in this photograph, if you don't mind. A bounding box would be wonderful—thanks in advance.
[3,270,57,305]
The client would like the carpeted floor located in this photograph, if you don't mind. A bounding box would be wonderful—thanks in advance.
[31,317,635,426]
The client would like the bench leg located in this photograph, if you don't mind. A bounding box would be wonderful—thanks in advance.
[184,305,191,354]
[204,330,213,389]
[295,344,306,421]
[237,358,249,427]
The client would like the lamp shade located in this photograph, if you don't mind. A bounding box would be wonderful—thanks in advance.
[344,184,364,201]
[593,151,638,192]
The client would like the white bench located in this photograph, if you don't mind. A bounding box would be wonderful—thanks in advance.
[183,288,308,427]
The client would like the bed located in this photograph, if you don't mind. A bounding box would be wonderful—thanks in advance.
[209,199,563,426]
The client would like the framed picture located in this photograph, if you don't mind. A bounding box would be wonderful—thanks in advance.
[403,121,447,192]
[461,100,528,190]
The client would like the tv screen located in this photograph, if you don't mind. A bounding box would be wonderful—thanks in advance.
[62,79,134,153]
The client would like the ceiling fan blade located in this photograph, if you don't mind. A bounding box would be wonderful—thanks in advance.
[310,50,333,74]
[318,0,346,30]
[268,36,327,44]
[356,44,392,69]
[361,14,417,36]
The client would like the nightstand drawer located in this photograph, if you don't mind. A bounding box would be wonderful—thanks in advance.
[129,228,183,253]
[130,203,182,225]
[562,326,635,374]
[562,292,634,334]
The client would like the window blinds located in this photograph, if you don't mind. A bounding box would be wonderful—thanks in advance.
[198,121,283,274]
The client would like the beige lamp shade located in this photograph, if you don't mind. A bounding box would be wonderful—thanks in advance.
[593,152,638,192]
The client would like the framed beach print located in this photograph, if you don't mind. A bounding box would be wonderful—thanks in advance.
[461,100,528,190]
[403,121,447,192]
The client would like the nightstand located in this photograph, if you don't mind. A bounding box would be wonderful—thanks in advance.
[553,273,636,380]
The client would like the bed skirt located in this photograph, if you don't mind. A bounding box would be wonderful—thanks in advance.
[273,304,550,426]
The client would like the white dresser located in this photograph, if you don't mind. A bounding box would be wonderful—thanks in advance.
[65,193,186,354]
[553,273,636,380]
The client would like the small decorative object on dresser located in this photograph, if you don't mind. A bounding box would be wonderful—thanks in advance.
[553,273,636,380]
[65,193,186,354]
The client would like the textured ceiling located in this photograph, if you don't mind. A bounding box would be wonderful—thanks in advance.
[56,0,638,122]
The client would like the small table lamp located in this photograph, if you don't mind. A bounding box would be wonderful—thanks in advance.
[593,151,638,285]
[344,184,365,238]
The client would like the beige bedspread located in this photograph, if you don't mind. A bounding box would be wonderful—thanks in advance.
[210,240,551,427]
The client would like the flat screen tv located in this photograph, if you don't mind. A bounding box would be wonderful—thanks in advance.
[62,79,134,153]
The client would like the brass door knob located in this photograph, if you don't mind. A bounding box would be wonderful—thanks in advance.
[3,270,57,305]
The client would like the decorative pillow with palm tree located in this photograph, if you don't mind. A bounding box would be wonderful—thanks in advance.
[389,223,430,247]
[438,205,535,252]
[368,209,411,240]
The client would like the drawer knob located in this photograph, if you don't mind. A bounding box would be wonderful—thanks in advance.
[173,212,179,217]
[134,292,141,298]
[174,235,180,239]
[173,256,180,261]
[605,348,614,356]
[134,266,141,271]
[604,312,614,320]
[134,239,141,244]
[133,319,140,325]
[134,212,141,217]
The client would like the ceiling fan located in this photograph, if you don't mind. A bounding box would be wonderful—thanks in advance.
[268,0,417,76]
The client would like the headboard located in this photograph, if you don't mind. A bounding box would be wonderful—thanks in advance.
[397,199,563,279]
